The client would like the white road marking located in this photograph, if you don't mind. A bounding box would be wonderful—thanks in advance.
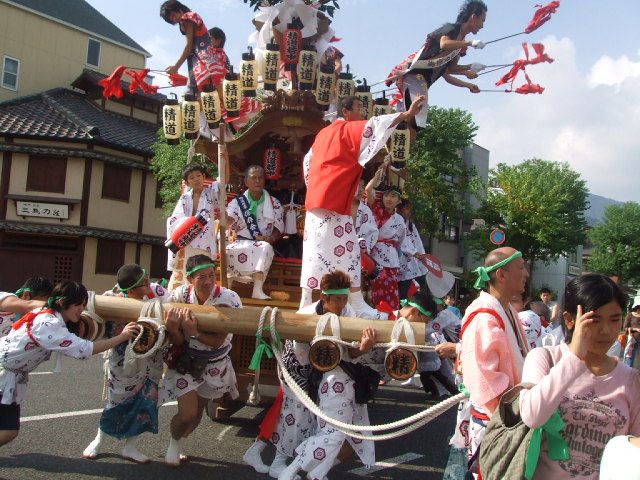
[29,371,54,375]
[348,452,424,476]
[21,401,178,423]
[216,425,233,441]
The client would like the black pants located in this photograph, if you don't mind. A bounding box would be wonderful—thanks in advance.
[420,370,458,396]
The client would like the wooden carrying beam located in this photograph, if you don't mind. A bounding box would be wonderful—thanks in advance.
[93,295,425,344]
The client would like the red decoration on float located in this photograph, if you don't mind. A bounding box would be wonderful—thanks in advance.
[264,147,282,180]
[168,73,189,87]
[525,1,561,34]
[99,65,126,99]
[282,22,303,71]
[165,212,209,253]
[126,69,160,95]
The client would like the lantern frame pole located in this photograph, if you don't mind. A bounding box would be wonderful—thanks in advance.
[217,121,229,288]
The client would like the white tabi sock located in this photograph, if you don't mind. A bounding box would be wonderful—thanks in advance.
[165,437,183,466]
[243,438,269,473]
[348,290,389,320]
[122,435,150,463]
[268,450,290,478]
[82,428,104,459]
[277,459,301,480]
[252,273,272,300]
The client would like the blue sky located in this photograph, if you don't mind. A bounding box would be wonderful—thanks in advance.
[87,0,640,203]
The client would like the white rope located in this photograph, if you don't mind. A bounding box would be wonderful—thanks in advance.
[263,307,462,440]
[82,291,106,327]
[247,306,272,406]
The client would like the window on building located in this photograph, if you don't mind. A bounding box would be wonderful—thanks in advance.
[443,224,460,242]
[440,214,460,242]
[102,163,131,202]
[26,156,67,193]
[95,238,125,275]
[87,38,101,68]
[2,56,20,91]
[150,244,170,280]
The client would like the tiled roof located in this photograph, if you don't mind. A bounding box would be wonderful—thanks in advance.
[0,88,160,156]
[0,142,152,171]
[1,220,165,245]
[3,0,150,56]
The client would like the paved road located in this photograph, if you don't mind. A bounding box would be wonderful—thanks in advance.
[0,355,458,480]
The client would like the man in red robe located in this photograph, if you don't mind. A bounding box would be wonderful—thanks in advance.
[300,95,425,317]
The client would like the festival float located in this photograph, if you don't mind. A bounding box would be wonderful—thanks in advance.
[95,0,562,416]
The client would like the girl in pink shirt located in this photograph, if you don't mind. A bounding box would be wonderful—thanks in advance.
[519,274,640,479]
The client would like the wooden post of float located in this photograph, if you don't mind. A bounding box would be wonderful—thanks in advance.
[218,120,229,288]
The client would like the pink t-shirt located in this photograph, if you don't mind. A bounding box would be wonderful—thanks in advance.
[520,343,640,479]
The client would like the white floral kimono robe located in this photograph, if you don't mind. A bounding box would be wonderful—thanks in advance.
[290,301,383,478]
[356,202,379,253]
[0,308,93,405]
[301,114,401,290]
[159,285,241,405]
[166,181,220,271]
[226,190,284,281]
[0,292,17,338]
[370,203,414,309]
[98,284,171,438]
[398,220,427,282]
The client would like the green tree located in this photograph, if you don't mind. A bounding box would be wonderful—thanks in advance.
[404,106,481,237]
[587,202,640,285]
[150,129,217,215]
[465,159,588,282]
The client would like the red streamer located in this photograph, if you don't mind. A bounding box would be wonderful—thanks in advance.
[98,65,126,99]
[514,72,545,94]
[496,42,553,88]
[125,69,160,95]
[168,73,189,87]
[525,1,561,34]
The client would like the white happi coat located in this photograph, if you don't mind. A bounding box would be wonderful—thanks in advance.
[371,210,413,268]
[103,283,171,407]
[270,301,357,457]
[356,202,379,253]
[0,292,17,338]
[226,190,284,280]
[301,114,400,290]
[159,284,241,404]
[166,181,220,270]
[518,310,544,350]
[397,220,427,281]
[293,364,375,478]
[292,301,379,477]
[0,308,93,404]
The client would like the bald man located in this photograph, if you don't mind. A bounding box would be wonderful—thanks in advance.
[458,247,530,473]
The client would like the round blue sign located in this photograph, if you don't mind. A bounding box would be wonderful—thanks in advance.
[490,229,506,245]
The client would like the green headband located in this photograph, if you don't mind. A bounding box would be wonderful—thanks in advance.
[119,269,147,291]
[385,189,402,197]
[48,296,68,308]
[400,299,432,318]
[321,288,350,295]
[15,287,32,296]
[187,263,215,276]
[473,251,523,289]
